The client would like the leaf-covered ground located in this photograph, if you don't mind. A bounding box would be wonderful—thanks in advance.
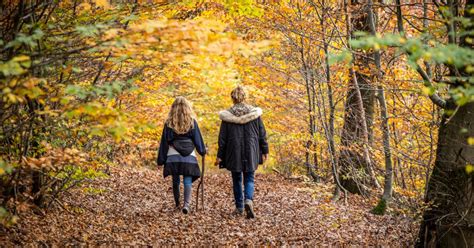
[2,166,417,246]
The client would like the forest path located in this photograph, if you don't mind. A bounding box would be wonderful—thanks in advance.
[5,166,416,246]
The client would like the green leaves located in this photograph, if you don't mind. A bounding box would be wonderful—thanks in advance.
[120,14,138,24]
[328,50,352,66]
[351,32,474,105]
[351,32,474,72]
[65,81,132,100]
[4,29,44,50]
[0,159,14,176]
[65,85,88,99]
[0,55,31,76]
[75,24,107,37]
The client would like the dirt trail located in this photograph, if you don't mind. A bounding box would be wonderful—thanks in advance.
[3,166,416,246]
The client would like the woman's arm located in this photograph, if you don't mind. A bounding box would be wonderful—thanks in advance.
[258,117,269,155]
[192,120,207,156]
[216,121,227,160]
[157,125,169,165]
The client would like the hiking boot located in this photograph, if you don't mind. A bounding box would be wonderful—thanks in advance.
[244,199,255,219]
[182,185,192,214]
[173,188,180,209]
[234,208,244,216]
[182,206,190,214]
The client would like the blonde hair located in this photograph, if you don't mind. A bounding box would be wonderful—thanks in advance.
[231,86,246,104]
[165,96,195,134]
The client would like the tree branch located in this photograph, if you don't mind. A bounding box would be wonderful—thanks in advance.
[416,65,447,108]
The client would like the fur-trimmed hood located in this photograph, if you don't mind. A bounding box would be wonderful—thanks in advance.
[219,107,263,124]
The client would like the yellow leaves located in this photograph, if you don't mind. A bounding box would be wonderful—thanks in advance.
[466,65,474,74]
[132,18,169,34]
[468,137,474,146]
[423,52,432,60]
[421,87,431,95]
[373,43,381,51]
[469,6,474,14]
[104,28,120,40]
[319,49,325,57]
[78,3,91,13]
[466,37,473,45]
[78,0,109,12]
[466,164,474,174]
[0,55,30,76]
[94,0,110,9]
[421,86,435,96]
[13,55,30,63]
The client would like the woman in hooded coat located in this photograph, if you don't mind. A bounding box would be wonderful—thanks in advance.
[157,96,206,214]
[215,86,269,218]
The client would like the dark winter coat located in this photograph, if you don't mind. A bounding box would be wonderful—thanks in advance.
[217,106,269,172]
[157,120,206,181]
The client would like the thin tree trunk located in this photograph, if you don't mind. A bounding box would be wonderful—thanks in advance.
[377,88,393,199]
[297,3,318,182]
[366,0,393,214]
[425,104,437,196]
[310,69,320,182]
[315,0,347,199]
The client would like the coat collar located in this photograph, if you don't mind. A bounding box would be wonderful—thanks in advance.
[219,107,262,124]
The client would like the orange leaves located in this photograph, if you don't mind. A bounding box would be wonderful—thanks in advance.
[2,76,47,105]
[76,0,110,14]
[103,28,121,40]
[22,143,87,171]
[94,0,110,9]
[131,18,169,34]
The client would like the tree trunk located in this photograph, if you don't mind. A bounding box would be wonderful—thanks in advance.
[339,0,377,194]
[417,0,474,246]
[297,3,319,182]
[372,86,393,215]
[366,0,393,215]
[417,101,474,247]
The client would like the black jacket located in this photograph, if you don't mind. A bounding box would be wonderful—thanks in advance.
[217,107,269,172]
[157,120,206,166]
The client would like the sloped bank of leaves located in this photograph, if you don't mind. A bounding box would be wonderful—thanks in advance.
[2,166,417,246]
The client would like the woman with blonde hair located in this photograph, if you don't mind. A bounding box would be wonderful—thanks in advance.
[157,96,206,214]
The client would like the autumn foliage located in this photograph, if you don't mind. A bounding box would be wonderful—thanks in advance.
[0,0,473,246]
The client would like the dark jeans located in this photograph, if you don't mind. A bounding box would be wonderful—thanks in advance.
[172,175,193,207]
[231,171,255,209]
[172,175,193,187]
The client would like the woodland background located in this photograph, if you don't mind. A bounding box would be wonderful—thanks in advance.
[0,0,473,246]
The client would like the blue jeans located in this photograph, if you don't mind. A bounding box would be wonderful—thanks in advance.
[231,171,255,209]
[172,175,193,206]
[172,175,193,187]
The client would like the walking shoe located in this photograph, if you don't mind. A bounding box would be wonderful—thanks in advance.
[234,208,244,216]
[182,185,192,214]
[182,206,190,214]
[244,199,255,219]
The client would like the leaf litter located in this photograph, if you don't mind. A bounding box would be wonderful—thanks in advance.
[1,166,417,246]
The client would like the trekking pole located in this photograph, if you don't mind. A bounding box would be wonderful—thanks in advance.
[196,154,205,211]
